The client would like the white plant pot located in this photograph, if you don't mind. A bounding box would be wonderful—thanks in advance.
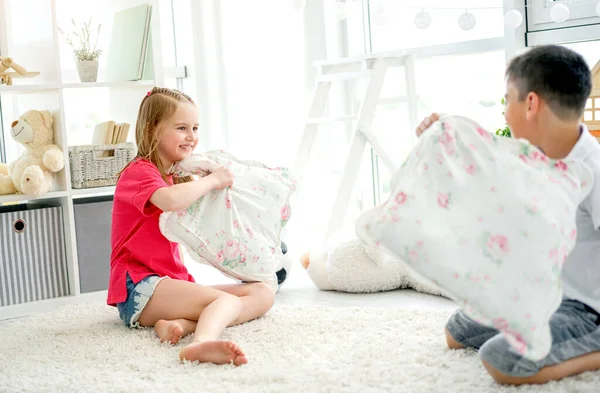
[76,60,99,83]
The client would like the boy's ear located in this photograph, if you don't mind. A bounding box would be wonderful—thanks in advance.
[525,92,542,119]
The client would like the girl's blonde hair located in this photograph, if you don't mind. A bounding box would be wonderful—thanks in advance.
[123,86,196,184]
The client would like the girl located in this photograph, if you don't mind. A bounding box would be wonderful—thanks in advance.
[107,87,275,366]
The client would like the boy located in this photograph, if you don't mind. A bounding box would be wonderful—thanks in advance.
[416,45,600,385]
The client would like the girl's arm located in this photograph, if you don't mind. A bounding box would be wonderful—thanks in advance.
[150,167,233,212]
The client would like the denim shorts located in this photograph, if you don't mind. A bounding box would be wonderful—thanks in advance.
[116,273,168,328]
[445,298,600,377]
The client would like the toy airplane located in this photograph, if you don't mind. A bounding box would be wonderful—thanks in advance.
[0,57,39,86]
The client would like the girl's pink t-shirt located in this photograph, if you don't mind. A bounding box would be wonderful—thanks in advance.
[107,158,195,306]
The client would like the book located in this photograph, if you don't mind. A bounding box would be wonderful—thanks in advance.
[105,5,153,81]
[91,121,131,157]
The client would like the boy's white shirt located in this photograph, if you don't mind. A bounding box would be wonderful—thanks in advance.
[562,124,600,314]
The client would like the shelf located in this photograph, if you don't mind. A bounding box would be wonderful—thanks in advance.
[0,81,156,94]
[0,0,165,319]
[71,186,116,198]
[0,190,69,205]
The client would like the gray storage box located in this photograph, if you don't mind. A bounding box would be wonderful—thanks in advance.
[74,196,113,293]
[0,204,70,307]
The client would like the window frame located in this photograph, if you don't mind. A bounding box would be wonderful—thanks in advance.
[358,1,510,206]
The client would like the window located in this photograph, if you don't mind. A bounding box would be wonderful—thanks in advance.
[371,50,507,201]
[561,40,600,66]
[356,1,508,203]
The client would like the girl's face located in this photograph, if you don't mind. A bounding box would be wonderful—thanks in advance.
[157,102,199,169]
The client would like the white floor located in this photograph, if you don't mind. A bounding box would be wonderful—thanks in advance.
[187,255,458,312]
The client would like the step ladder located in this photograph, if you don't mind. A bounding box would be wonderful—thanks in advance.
[294,52,419,240]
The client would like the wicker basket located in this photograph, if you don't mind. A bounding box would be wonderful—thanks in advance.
[69,143,136,189]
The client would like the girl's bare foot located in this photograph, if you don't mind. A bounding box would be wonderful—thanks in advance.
[155,319,187,345]
[179,340,248,366]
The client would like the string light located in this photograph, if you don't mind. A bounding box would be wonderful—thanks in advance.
[458,10,476,30]
[414,10,432,29]
[550,3,570,23]
[504,9,523,29]
[294,1,590,30]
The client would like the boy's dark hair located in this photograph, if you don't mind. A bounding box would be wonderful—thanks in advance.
[506,44,592,120]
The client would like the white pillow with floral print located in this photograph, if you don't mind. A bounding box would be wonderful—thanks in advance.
[356,115,593,361]
[159,150,298,292]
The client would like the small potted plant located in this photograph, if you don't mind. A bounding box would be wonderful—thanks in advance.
[495,98,512,137]
[58,18,102,83]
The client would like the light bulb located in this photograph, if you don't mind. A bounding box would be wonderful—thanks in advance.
[550,3,569,23]
[414,11,432,29]
[458,11,476,31]
[504,9,523,29]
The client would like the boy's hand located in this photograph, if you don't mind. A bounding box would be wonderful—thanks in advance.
[416,113,440,137]
[209,167,234,189]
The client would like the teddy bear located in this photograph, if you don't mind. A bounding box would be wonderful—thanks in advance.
[0,163,17,194]
[0,56,39,85]
[0,109,64,197]
[299,231,448,296]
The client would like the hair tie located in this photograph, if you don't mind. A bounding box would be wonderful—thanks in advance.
[146,90,152,97]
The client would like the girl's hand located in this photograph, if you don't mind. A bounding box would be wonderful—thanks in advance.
[416,113,440,137]
[209,167,234,189]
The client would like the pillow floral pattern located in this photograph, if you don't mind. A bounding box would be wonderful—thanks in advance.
[356,115,593,360]
[159,150,298,292]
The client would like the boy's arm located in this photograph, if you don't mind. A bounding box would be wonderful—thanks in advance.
[415,113,440,137]
[583,169,600,230]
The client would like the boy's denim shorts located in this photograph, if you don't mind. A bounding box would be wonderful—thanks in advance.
[116,273,169,328]
[445,298,600,377]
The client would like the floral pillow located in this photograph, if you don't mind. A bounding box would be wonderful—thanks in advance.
[159,150,298,292]
[355,115,593,360]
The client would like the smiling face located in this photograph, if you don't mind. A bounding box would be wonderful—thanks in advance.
[157,102,199,169]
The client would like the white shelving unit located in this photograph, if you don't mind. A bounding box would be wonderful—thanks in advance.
[0,0,165,320]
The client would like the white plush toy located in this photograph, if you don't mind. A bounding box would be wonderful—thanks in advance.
[299,231,447,297]
[0,110,64,197]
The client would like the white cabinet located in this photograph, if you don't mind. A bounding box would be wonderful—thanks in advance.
[526,0,600,32]
[0,0,166,320]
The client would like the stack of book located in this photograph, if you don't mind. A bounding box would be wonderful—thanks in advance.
[92,121,131,157]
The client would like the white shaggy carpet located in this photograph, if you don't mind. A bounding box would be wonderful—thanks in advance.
[1,303,599,393]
